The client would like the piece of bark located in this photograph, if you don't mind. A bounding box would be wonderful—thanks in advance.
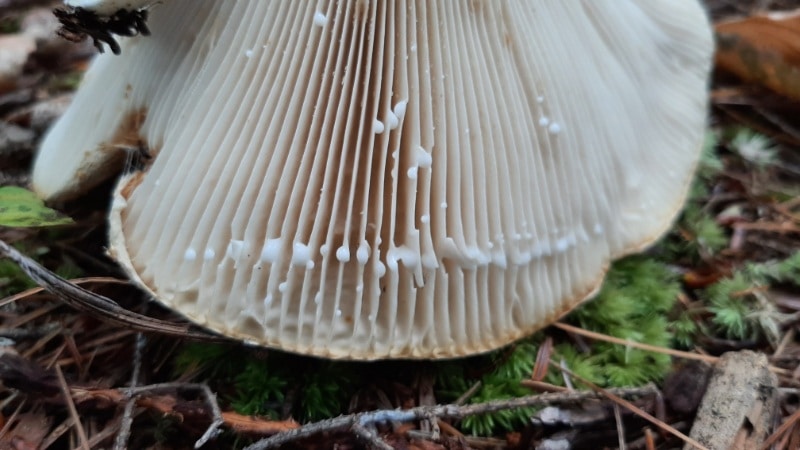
[663,360,713,416]
[685,350,778,450]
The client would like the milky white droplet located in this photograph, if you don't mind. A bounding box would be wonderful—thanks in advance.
[386,111,399,130]
[415,146,432,168]
[312,11,327,27]
[260,238,282,263]
[356,243,370,264]
[336,246,350,262]
[393,100,408,120]
[291,242,312,266]
[227,240,245,260]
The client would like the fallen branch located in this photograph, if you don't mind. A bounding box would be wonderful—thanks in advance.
[244,386,660,450]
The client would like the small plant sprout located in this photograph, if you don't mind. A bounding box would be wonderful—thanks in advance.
[728,128,778,167]
[34,1,713,359]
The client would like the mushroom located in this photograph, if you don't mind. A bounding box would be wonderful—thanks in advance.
[33,1,714,359]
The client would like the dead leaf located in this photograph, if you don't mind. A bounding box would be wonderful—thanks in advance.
[716,11,800,100]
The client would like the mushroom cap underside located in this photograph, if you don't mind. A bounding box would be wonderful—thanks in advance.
[37,0,714,359]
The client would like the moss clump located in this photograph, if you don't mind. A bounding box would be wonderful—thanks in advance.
[173,344,356,422]
[703,252,800,344]
[0,259,37,297]
[552,257,680,387]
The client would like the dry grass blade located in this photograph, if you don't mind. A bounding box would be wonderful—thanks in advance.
[553,322,795,377]
[55,364,89,450]
[553,322,719,364]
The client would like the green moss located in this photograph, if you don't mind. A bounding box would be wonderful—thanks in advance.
[436,343,538,437]
[702,252,800,344]
[672,311,700,349]
[696,131,724,180]
[297,364,353,422]
[0,259,37,297]
[0,19,20,34]
[556,257,679,387]
[173,343,357,422]
[230,360,286,418]
[727,128,778,167]
[680,204,729,256]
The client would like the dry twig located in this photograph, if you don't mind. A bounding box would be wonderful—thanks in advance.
[55,364,89,450]
[113,333,144,450]
[0,239,225,341]
[244,385,660,450]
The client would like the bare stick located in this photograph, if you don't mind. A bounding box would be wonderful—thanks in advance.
[352,423,393,450]
[194,384,224,448]
[113,333,145,450]
[244,385,659,450]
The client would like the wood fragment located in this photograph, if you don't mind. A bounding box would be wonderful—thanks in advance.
[686,350,778,450]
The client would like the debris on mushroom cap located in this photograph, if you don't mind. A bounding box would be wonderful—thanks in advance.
[33,1,714,359]
[54,1,152,55]
[64,0,158,16]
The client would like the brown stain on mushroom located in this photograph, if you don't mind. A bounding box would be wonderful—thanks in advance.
[66,108,151,198]
[119,171,144,199]
[503,32,513,48]
[104,108,159,199]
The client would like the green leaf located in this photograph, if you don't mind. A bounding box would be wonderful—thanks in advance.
[0,186,73,227]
